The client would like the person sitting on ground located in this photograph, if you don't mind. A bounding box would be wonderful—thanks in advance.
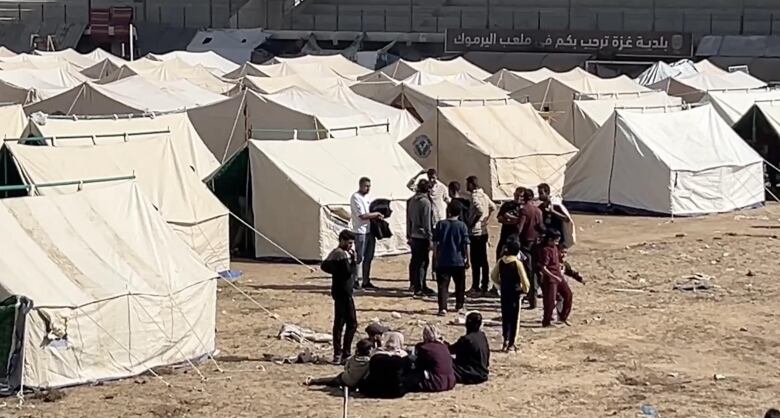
[359,332,412,399]
[490,239,530,352]
[406,324,456,393]
[448,312,490,384]
[365,322,389,350]
[766,408,780,418]
[537,230,573,328]
[305,339,373,388]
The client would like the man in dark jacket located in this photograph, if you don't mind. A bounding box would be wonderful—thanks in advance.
[407,179,435,296]
[449,311,490,384]
[321,230,358,364]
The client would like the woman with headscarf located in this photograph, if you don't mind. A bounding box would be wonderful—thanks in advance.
[406,324,456,393]
[359,332,413,398]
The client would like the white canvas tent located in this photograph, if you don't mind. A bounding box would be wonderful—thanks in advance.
[378,80,510,121]
[0,180,217,389]
[486,67,595,92]
[265,54,372,79]
[509,74,649,138]
[563,105,764,215]
[732,101,780,191]
[556,91,684,147]
[80,58,124,80]
[147,51,240,76]
[246,134,421,259]
[99,58,235,94]
[24,77,227,115]
[35,48,126,68]
[702,88,780,126]
[400,103,578,200]
[635,59,698,86]
[0,104,27,141]
[649,71,767,103]
[0,47,16,58]
[27,112,219,180]
[7,136,230,271]
[237,74,355,94]
[0,68,88,104]
[188,88,420,163]
[371,57,490,81]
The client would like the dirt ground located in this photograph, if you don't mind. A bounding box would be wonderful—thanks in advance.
[5,208,780,418]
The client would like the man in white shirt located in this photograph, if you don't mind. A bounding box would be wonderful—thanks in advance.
[466,175,496,295]
[407,168,447,223]
[350,177,384,289]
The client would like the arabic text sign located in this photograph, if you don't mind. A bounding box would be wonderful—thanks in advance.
[445,29,692,56]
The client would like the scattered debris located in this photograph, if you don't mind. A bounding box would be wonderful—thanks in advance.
[714,374,726,381]
[640,404,659,417]
[746,270,755,277]
[584,356,598,363]
[674,274,715,292]
[391,312,402,319]
[31,389,65,403]
[667,372,679,378]
[277,324,331,344]
[595,219,603,224]
[739,327,748,332]
[675,233,686,238]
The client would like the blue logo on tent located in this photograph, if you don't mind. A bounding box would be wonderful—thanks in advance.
[412,135,432,158]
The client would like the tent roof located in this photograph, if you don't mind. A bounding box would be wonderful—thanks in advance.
[753,102,780,135]
[401,71,490,87]
[146,50,239,76]
[33,48,103,69]
[574,91,684,128]
[266,54,372,78]
[0,181,216,307]
[241,74,354,94]
[603,105,762,171]
[261,85,418,139]
[29,111,219,180]
[0,46,16,58]
[0,104,27,140]
[0,67,87,90]
[659,71,767,93]
[694,59,729,75]
[7,136,227,225]
[635,59,699,86]
[402,80,509,102]
[556,74,649,96]
[249,134,421,205]
[704,88,780,125]
[436,103,577,157]
[0,104,27,141]
[377,57,490,80]
[100,58,234,93]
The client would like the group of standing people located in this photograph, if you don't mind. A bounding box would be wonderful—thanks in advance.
[405,169,586,350]
[324,172,584,367]
[308,313,490,399]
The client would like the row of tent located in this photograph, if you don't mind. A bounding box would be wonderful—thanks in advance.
[0,48,777,393]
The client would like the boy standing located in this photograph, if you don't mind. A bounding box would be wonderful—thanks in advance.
[490,240,530,352]
[321,230,358,363]
[433,204,471,316]
[536,230,573,327]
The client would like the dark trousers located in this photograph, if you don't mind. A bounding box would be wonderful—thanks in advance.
[408,238,430,292]
[541,277,573,327]
[436,266,466,312]
[332,295,357,357]
[469,234,490,291]
[520,244,537,308]
[500,289,521,346]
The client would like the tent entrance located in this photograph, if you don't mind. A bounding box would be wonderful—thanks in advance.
[733,108,780,195]
[211,149,254,259]
[0,296,32,393]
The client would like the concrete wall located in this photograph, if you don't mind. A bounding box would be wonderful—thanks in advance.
[2,0,779,35]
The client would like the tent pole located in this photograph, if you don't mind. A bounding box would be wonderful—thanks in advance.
[0,174,136,192]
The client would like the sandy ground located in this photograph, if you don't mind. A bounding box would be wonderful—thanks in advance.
[4,208,780,418]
